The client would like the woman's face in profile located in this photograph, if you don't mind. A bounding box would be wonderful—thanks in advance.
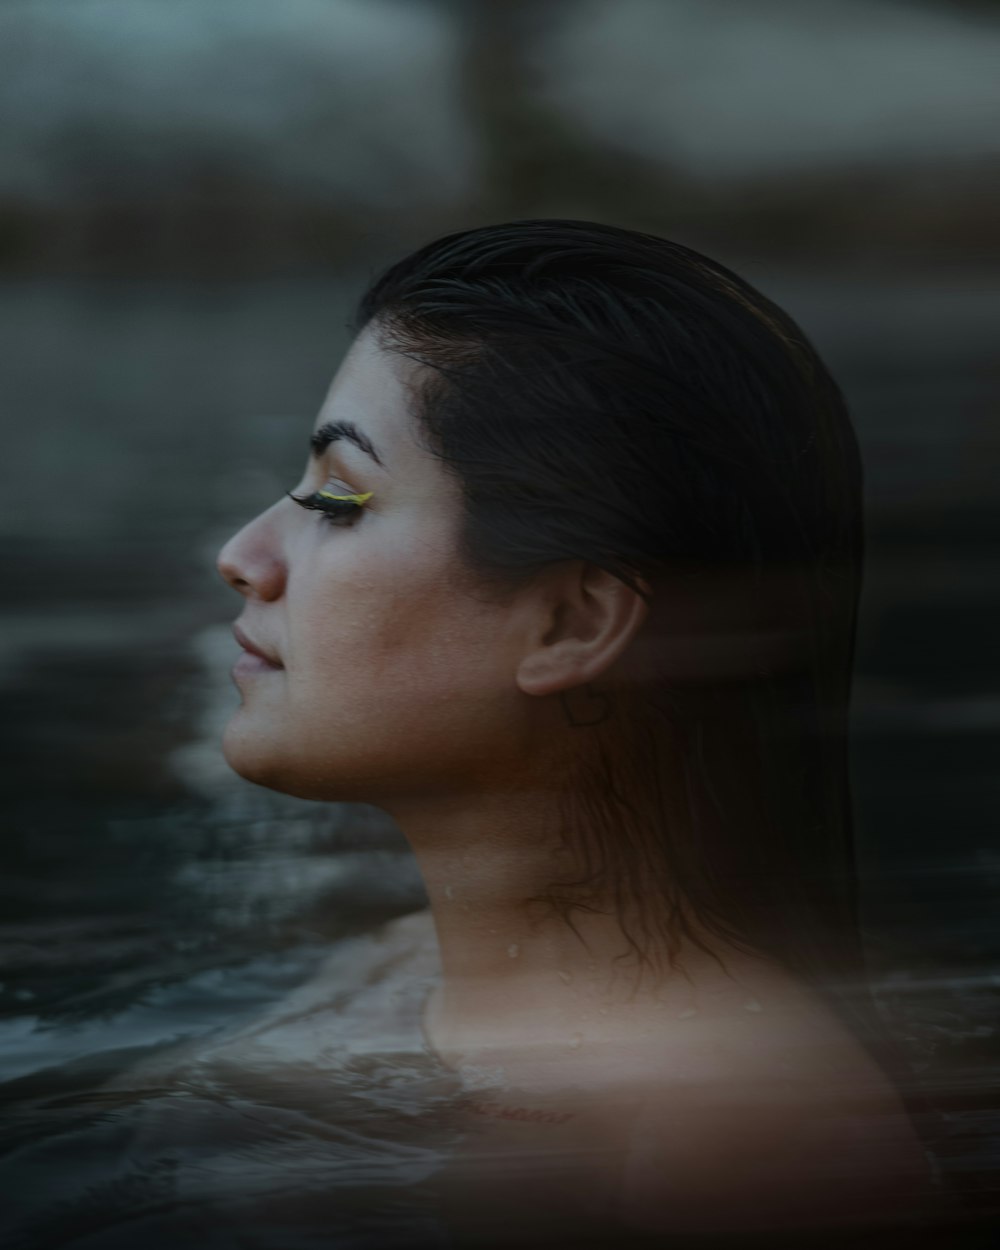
[216,328,526,804]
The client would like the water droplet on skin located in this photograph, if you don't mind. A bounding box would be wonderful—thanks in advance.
[744,1000,763,1013]
[677,1007,697,1020]
[569,1032,583,1049]
[558,970,572,985]
[507,944,519,958]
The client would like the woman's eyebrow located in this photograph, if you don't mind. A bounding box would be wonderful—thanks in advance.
[310,419,386,469]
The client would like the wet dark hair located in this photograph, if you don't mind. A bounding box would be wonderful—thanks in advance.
[356,219,871,1037]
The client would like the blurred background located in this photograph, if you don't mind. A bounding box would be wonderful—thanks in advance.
[0,0,997,1229]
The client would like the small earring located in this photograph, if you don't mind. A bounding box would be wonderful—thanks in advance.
[558,683,613,728]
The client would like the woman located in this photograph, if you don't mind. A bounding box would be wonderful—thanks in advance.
[217,219,934,1243]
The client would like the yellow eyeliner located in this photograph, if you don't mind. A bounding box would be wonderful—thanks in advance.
[317,490,373,504]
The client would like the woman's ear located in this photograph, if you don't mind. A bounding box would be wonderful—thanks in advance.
[515,562,650,698]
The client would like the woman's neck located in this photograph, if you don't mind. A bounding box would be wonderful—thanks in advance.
[388,783,751,1072]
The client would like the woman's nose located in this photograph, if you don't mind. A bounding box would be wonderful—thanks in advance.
[216,509,286,601]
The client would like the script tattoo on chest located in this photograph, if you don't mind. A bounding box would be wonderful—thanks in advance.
[464,1098,577,1125]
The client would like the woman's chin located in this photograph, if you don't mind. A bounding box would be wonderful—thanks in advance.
[221,720,293,793]
[220,722,353,802]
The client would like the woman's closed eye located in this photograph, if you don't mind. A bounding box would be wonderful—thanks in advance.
[287,485,374,527]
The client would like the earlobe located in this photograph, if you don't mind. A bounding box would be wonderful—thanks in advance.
[515,563,649,698]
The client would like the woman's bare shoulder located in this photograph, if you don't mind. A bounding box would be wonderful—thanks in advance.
[439,993,932,1241]
[618,1077,931,1238]
[609,979,934,1237]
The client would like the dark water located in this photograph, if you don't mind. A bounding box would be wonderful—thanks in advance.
[1,273,997,1241]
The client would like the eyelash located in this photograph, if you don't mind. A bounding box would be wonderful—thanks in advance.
[286,488,373,527]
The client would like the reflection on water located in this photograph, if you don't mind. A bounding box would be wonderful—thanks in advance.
[0,914,464,1249]
[0,905,995,1246]
[1,276,997,1240]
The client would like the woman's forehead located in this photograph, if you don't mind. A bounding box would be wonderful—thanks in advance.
[313,328,424,467]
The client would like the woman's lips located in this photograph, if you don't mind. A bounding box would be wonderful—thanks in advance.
[232,651,281,679]
[232,623,283,673]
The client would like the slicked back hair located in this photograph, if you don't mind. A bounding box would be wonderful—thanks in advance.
[356,219,875,1047]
